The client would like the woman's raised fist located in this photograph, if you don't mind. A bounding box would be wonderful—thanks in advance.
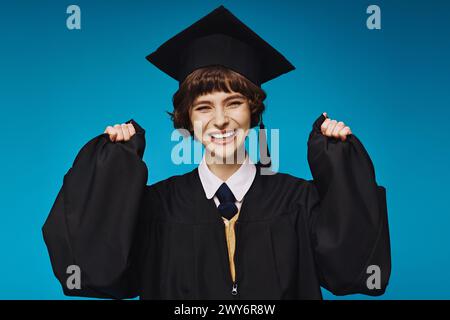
[104,123,136,142]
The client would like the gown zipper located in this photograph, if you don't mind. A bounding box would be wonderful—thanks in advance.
[231,282,238,296]
[231,221,241,297]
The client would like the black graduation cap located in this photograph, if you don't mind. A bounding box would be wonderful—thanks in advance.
[145,5,295,87]
[146,5,295,168]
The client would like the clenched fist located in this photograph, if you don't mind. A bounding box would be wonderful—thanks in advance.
[104,123,136,142]
[320,112,352,141]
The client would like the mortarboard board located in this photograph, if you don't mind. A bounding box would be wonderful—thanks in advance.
[146,5,295,87]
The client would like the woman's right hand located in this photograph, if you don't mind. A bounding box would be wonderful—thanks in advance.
[104,123,136,142]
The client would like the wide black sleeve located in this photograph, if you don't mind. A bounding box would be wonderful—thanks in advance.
[42,120,149,299]
[304,114,391,296]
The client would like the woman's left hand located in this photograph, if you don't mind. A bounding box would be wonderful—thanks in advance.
[320,112,352,141]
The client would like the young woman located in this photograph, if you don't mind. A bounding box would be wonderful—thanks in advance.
[43,6,390,300]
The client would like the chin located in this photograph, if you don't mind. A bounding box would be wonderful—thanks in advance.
[205,139,246,164]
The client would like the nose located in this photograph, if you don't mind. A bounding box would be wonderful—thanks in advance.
[213,107,229,129]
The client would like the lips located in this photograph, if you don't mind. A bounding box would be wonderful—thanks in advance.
[208,129,236,145]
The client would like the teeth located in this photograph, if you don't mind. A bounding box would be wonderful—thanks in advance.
[211,131,235,139]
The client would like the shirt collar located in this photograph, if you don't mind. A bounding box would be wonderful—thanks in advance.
[198,154,256,202]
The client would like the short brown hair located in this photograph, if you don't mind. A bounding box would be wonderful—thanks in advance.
[170,65,266,134]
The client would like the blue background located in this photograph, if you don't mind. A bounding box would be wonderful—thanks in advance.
[1,0,449,299]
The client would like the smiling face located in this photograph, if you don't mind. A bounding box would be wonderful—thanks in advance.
[171,66,267,163]
[190,90,251,163]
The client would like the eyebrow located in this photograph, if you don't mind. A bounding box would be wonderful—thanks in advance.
[193,94,245,106]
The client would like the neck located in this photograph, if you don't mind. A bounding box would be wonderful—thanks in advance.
[205,152,246,181]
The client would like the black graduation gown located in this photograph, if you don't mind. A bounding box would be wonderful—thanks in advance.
[42,114,391,300]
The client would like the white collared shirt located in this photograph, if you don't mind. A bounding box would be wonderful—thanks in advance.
[198,154,256,212]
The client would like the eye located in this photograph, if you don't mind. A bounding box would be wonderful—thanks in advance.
[227,100,243,108]
[194,105,211,112]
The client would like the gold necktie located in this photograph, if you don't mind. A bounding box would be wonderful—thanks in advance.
[222,210,240,282]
